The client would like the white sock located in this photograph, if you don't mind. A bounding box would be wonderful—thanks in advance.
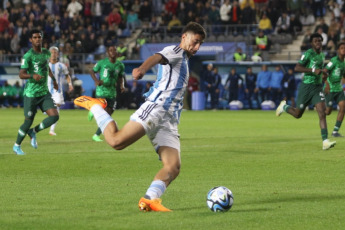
[144,180,166,200]
[90,104,113,133]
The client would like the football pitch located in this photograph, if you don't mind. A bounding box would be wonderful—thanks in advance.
[1,108,345,230]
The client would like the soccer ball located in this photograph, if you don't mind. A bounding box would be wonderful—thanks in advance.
[206,186,233,212]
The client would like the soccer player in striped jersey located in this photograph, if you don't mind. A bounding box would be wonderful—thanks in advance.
[48,46,74,136]
[276,33,336,150]
[324,42,345,137]
[74,22,206,211]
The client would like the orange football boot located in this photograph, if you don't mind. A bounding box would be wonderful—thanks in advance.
[74,96,107,110]
[138,197,172,212]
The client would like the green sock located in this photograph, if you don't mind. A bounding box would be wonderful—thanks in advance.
[321,128,328,141]
[16,119,33,145]
[96,128,102,136]
[333,120,342,132]
[33,116,59,133]
[283,104,291,112]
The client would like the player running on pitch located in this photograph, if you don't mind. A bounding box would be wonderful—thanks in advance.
[48,46,74,136]
[88,45,125,142]
[13,29,59,155]
[276,33,336,150]
[74,22,206,211]
[324,42,345,137]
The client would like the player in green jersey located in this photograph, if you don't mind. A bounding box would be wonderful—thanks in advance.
[13,29,59,155]
[324,42,345,137]
[276,33,336,150]
[89,45,125,142]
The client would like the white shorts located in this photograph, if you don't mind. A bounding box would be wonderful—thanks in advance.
[51,91,65,105]
[130,101,180,153]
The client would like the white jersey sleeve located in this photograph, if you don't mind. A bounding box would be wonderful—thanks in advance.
[144,45,189,122]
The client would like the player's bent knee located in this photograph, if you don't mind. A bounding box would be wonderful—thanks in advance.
[107,137,128,150]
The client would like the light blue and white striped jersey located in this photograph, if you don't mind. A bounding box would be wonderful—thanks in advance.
[144,45,189,122]
[48,62,69,94]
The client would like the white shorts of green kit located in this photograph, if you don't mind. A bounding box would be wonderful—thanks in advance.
[130,101,180,154]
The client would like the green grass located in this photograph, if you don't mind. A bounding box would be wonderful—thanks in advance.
[1,108,345,230]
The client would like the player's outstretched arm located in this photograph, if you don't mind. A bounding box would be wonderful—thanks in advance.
[132,54,164,80]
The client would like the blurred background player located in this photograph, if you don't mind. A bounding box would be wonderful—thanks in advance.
[48,46,74,136]
[276,33,336,150]
[324,42,345,137]
[89,45,125,142]
[74,22,206,212]
[13,29,59,155]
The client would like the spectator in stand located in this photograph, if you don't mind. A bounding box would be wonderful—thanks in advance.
[300,8,315,26]
[2,32,11,54]
[275,12,290,34]
[314,18,329,34]
[241,2,256,25]
[108,7,122,27]
[117,42,127,61]
[326,29,339,55]
[270,66,284,107]
[255,30,271,51]
[184,0,196,14]
[148,16,160,39]
[282,68,296,107]
[220,0,231,25]
[240,0,255,10]
[127,9,140,32]
[167,14,182,34]
[258,13,273,35]
[312,0,324,18]
[256,64,271,103]
[289,14,303,36]
[139,0,152,25]
[225,67,243,103]
[244,67,259,109]
[0,10,10,33]
[229,1,241,25]
[84,0,93,21]
[66,0,82,18]
[91,0,103,30]
[84,33,98,54]
[286,0,303,17]
[131,0,141,14]
[208,4,221,24]
[51,0,61,16]
[165,0,179,16]
[10,33,20,54]
[254,0,268,13]
[233,47,247,61]
[187,73,199,109]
